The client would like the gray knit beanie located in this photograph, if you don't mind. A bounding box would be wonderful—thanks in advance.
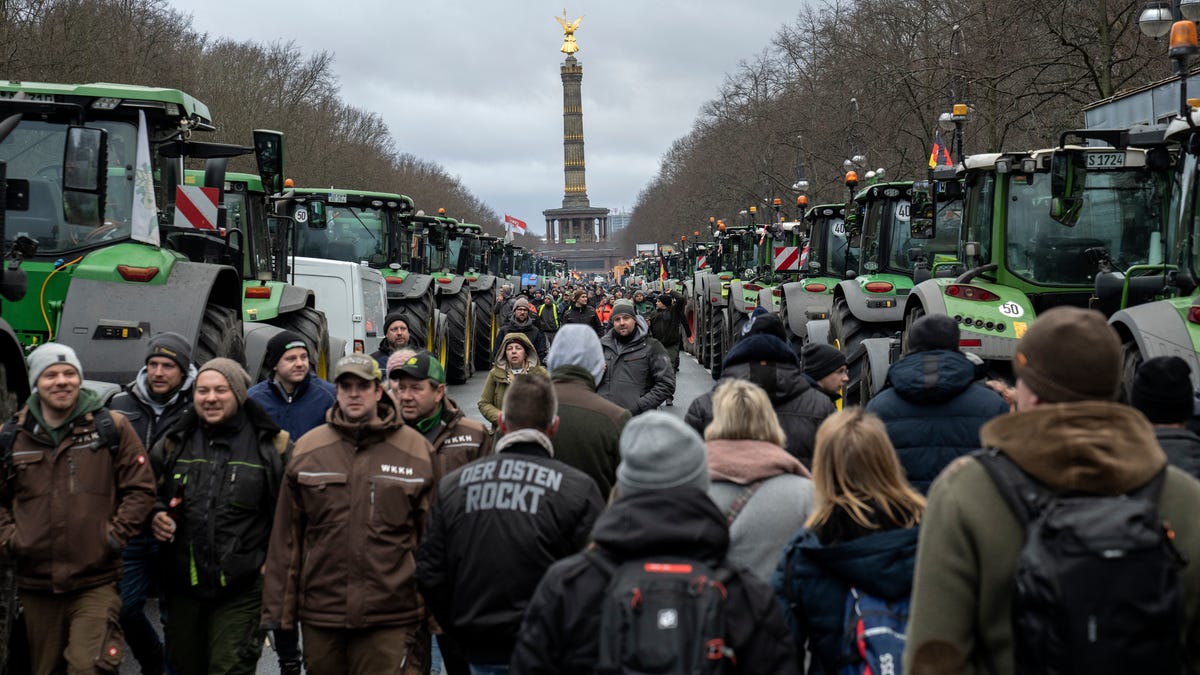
[611,299,636,319]
[547,325,605,387]
[197,357,252,406]
[617,411,709,498]
[146,331,193,371]
[28,343,83,389]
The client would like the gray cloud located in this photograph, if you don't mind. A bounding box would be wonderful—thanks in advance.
[179,0,805,235]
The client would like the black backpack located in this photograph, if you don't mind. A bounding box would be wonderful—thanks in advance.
[975,448,1186,674]
[590,551,736,675]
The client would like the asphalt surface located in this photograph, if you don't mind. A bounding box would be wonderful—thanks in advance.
[118,347,718,674]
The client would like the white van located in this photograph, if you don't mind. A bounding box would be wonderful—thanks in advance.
[289,257,388,357]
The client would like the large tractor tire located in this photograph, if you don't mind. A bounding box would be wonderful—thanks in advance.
[706,305,727,379]
[442,291,473,385]
[268,306,333,382]
[829,296,894,407]
[433,312,450,372]
[1120,340,1144,404]
[390,292,437,354]
[195,304,246,367]
[0,369,25,675]
[472,286,498,372]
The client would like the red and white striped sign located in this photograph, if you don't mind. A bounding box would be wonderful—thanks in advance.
[697,255,707,270]
[774,246,802,271]
[799,243,810,269]
[173,186,219,230]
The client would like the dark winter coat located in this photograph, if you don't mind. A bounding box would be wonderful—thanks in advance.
[773,527,919,675]
[550,364,630,498]
[150,400,291,599]
[496,315,549,362]
[509,486,800,674]
[1156,426,1200,481]
[597,318,676,415]
[417,436,604,665]
[560,305,603,337]
[864,349,1009,493]
[686,335,835,468]
[109,364,197,450]
[371,336,412,373]
[247,372,337,444]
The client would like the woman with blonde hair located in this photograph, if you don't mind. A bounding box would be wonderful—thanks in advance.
[772,408,924,674]
[705,379,813,582]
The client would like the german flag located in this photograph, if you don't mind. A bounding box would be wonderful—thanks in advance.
[928,130,953,169]
[659,255,668,281]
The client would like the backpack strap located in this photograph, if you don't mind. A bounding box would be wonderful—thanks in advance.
[972,448,1050,527]
[723,480,765,526]
[91,408,120,458]
[0,414,19,507]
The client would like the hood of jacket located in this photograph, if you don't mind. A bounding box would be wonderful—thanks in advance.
[794,526,918,599]
[980,401,1166,495]
[328,390,402,445]
[723,334,799,369]
[25,387,106,444]
[885,349,975,404]
[493,332,540,370]
[591,486,728,564]
[551,363,598,391]
[720,359,812,406]
[128,363,198,412]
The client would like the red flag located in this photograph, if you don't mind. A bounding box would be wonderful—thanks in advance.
[928,130,953,169]
[659,255,668,281]
[504,214,527,234]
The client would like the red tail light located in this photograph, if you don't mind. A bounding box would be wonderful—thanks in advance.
[864,281,894,293]
[804,283,827,293]
[117,265,159,282]
[772,289,782,297]
[353,339,365,353]
[385,276,405,284]
[436,277,452,284]
[1188,306,1200,324]
[959,338,983,347]
[744,283,762,292]
[244,286,271,299]
[945,284,1000,301]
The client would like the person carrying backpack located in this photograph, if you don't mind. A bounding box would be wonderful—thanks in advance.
[510,412,798,674]
[772,408,923,675]
[905,307,1200,675]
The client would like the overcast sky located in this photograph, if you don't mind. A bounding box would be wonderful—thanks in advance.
[177,1,805,236]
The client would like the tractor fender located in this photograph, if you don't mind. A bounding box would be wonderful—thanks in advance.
[329,336,349,362]
[56,262,242,385]
[807,319,831,347]
[470,274,497,293]
[781,280,835,341]
[276,284,313,315]
[243,322,290,382]
[861,336,897,397]
[0,320,29,404]
[835,280,906,324]
[388,272,433,301]
[435,275,466,295]
[1110,302,1200,389]
[904,280,950,319]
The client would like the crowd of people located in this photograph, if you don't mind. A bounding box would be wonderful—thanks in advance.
[3,292,1200,674]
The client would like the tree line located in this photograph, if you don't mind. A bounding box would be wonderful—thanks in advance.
[0,0,503,233]
[619,0,1164,253]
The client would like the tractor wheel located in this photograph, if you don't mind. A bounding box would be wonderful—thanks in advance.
[390,290,436,354]
[434,312,450,371]
[829,296,893,407]
[1120,340,1144,403]
[704,303,722,372]
[472,285,497,372]
[195,304,246,367]
[859,351,879,406]
[695,298,709,364]
[710,308,729,380]
[267,306,332,381]
[900,304,926,355]
[443,291,473,385]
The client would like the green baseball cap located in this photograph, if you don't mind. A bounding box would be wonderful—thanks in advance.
[388,351,446,385]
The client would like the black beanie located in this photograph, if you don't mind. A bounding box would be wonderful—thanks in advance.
[905,314,960,354]
[1131,356,1195,425]
[746,314,788,342]
[265,330,309,369]
[147,331,192,371]
[383,312,410,335]
[803,342,846,381]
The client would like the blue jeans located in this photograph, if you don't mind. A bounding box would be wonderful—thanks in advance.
[468,665,510,675]
[120,533,165,674]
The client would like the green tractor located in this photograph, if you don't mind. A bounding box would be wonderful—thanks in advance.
[813,175,962,405]
[778,201,854,349]
[465,230,502,372]
[698,223,758,376]
[883,142,1173,400]
[421,212,476,384]
[0,81,277,384]
[180,167,333,381]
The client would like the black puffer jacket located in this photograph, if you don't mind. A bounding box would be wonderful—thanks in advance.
[510,486,798,674]
[686,335,834,468]
[109,364,196,450]
[596,317,675,415]
[417,436,604,665]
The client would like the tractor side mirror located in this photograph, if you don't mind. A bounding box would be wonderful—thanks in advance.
[1050,149,1086,227]
[252,129,285,196]
[62,126,107,227]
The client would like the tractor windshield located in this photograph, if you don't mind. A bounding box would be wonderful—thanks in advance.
[813,215,857,276]
[1,119,137,256]
[1006,168,1169,286]
[858,197,910,273]
[221,191,271,278]
[296,204,386,262]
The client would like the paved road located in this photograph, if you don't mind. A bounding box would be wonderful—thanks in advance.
[118,349,719,674]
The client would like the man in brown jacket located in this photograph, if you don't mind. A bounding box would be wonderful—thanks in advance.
[262,353,436,675]
[0,343,155,675]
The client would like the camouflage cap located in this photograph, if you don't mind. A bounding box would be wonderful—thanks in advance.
[334,353,381,382]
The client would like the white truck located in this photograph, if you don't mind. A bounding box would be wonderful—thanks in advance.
[286,257,388,359]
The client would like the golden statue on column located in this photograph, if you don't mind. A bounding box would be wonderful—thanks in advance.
[555,10,584,54]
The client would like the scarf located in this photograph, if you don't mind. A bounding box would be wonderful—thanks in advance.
[706,439,811,484]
